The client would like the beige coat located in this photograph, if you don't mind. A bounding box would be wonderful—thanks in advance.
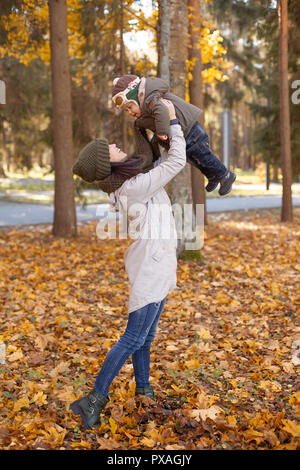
[109,124,186,313]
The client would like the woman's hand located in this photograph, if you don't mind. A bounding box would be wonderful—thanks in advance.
[157,99,176,140]
[160,98,176,120]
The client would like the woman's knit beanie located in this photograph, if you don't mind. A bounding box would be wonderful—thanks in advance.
[72,138,111,183]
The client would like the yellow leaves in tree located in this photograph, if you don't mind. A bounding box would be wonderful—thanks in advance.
[135,59,155,75]
[0,0,49,65]
[0,0,84,65]
[187,18,229,85]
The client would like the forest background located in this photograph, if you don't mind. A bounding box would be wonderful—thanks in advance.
[0,0,299,452]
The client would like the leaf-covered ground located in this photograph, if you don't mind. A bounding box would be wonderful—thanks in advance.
[0,208,299,450]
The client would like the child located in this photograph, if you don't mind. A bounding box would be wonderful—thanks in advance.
[112,74,236,196]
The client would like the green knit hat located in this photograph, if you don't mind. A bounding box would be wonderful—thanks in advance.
[72,138,111,183]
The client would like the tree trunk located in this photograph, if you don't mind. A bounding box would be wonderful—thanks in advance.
[169,0,188,98]
[235,103,241,168]
[272,163,279,183]
[241,102,249,171]
[188,0,207,226]
[1,127,10,174]
[278,0,293,222]
[266,162,270,190]
[249,111,254,170]
[48,0,77,237]
[120,3,128,152]
[158,0,170,83]
[166,0,202,259]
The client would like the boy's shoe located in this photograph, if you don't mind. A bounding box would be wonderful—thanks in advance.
[205,176,221,192]
[206,170,236,195]
[218,171,236,196]
[70,389,109,430]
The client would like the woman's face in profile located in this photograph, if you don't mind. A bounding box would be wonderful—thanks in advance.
[109,144,128,162]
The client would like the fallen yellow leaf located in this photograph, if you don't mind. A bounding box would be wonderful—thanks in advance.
[71,440,92,449]
[32,391,48,406]
[7,350,23,362]
[189,405,223,422]
[281,419,300,438]
[13,398,30,413]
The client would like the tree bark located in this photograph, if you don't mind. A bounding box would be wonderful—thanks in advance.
[48,0,77,237]
[278,0,293,222]
[272,163,279,183]
[234,104,241,169]
[166,0,200,259]
[241,102,249,171]
[249,111,254,170]
[1,126,10,174]
[188,0,208,226]
[120,3,128,152]
[158,0,170,83]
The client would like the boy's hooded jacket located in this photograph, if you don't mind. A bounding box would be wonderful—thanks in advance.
[135,77,202,142]
[96,77,201,194]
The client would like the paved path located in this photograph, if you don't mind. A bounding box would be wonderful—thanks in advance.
[0,194,300,227]
[207,194,300,212]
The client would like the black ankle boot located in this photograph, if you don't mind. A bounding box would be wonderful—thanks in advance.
[218,171,236,196]
[135,385,155,400]
[205,176,220,192]
[70,389,109,430]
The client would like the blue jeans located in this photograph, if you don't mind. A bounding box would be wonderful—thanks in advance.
[186,122,228,180]
[94,297,167,398]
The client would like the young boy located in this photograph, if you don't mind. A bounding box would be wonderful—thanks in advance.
[112,74,236,196]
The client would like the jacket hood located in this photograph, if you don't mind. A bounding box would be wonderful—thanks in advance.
[144,77,170,97]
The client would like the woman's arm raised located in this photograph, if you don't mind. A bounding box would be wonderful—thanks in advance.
[124,124,186,202]
[123,102,186,205]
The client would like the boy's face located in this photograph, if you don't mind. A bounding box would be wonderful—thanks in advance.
[122,102,141,119]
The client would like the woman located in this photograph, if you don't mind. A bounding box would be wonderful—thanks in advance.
[71,99,186,430]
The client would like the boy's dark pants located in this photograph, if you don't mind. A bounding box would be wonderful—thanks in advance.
[185,122,227,181]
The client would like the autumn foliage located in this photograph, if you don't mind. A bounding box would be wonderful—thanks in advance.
[0,208,299,450]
